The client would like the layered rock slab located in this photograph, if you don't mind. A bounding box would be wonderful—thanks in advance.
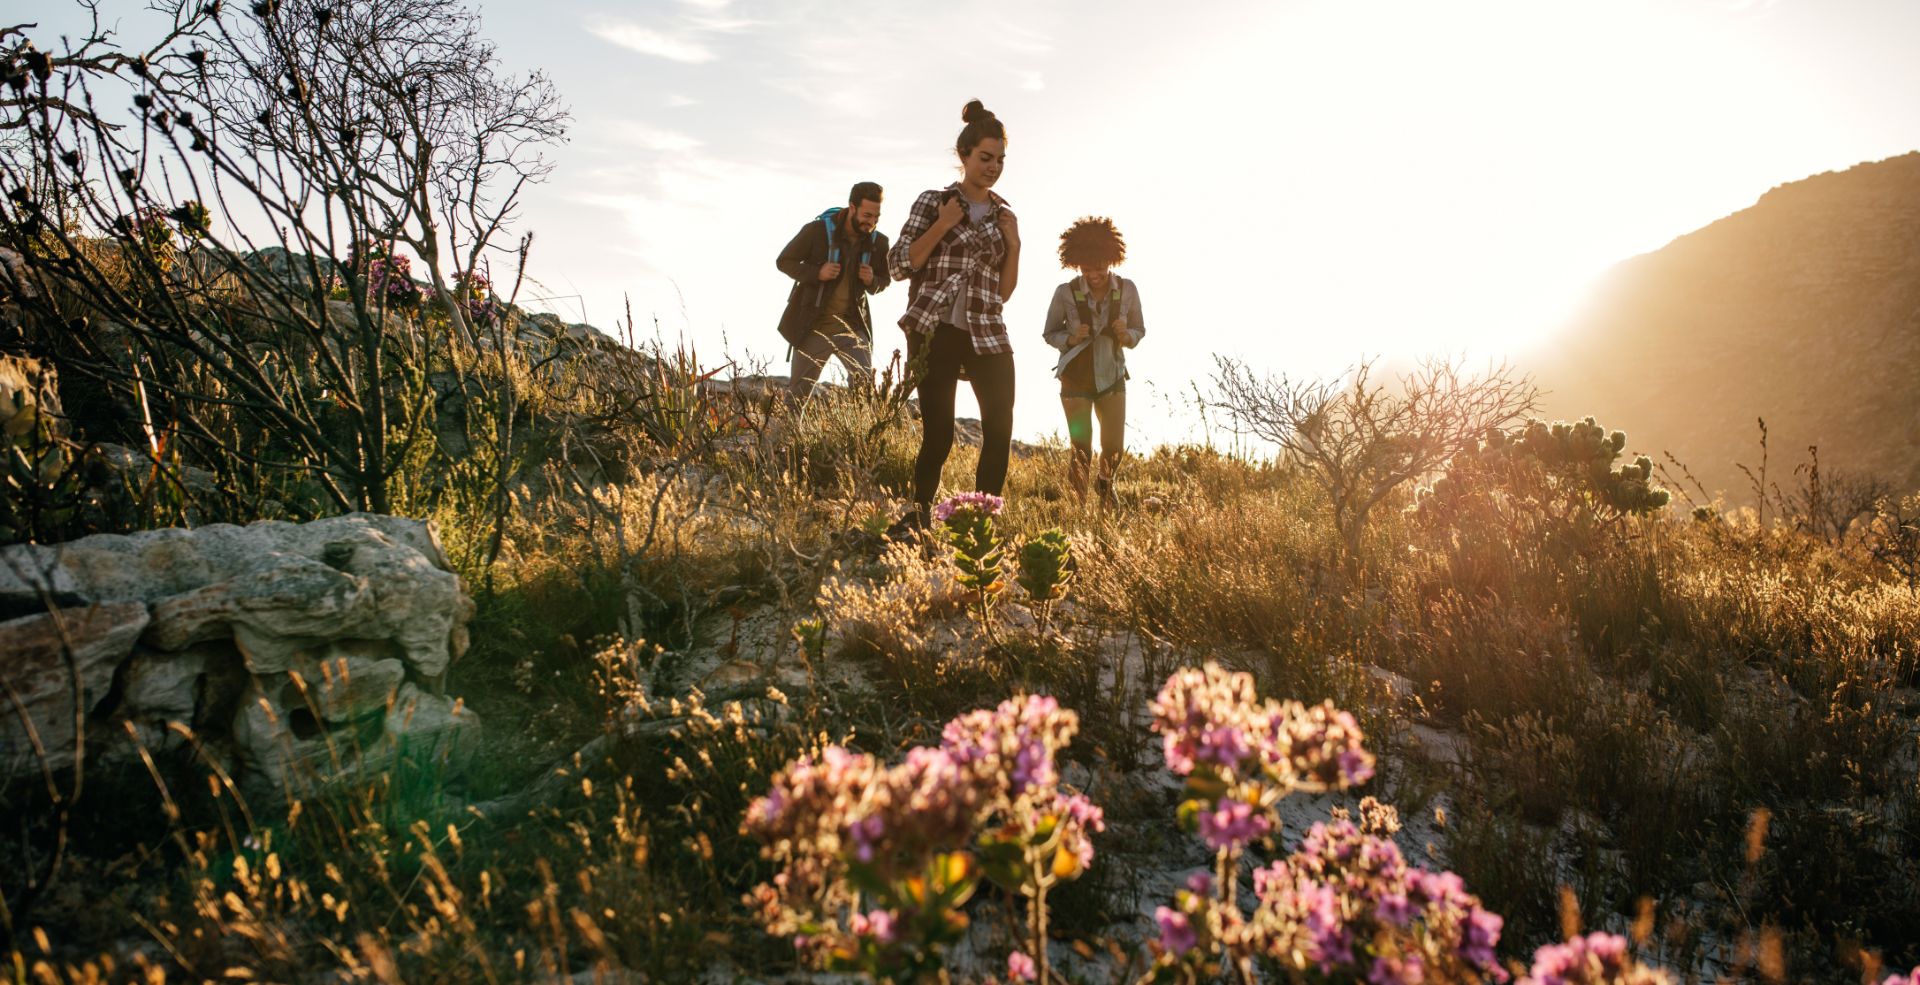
[0,514,478,796]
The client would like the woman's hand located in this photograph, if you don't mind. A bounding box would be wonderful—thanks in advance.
[996,210,1020,250]
[1069,323,1091,344]
[936,195,965,229]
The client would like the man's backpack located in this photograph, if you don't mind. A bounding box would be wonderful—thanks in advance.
[818,207,878,270]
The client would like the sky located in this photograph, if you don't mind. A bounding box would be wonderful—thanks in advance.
[34,0,1920,445]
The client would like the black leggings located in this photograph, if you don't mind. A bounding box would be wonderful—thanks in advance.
[912,323,1016,508]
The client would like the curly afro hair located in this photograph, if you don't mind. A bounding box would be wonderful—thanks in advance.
[1057,216,1126,270]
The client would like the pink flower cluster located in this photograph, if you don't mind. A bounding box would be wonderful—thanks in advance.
[744,741,978,887]
[1149,799,1513,985]
[1196,798,1271,852]
[1052,790,1106,872]
[934,491,1004,523]
[366,254,421,305]
[1884,969,1920,985]
[1520,933,1675,985]
[453,269,504,325]
[847,909,897,944]
[1150,663,1375,856]
[1150,662,1375,791]
[744,695,1100,977]
[1155,905,1197,955]
[1248,818,1508,983]
[943,694,1075,796]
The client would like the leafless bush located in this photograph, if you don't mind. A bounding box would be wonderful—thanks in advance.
[1864,492,1920,593]
[1781,446,1892,545]
[1211,355,1539,573]
[0,0,567,523]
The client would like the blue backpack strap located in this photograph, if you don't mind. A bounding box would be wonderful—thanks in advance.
[821,209,840,265]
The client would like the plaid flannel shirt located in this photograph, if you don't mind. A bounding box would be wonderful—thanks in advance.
[887,184,1015,354]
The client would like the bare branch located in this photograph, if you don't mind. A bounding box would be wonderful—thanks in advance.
[1212,354,1540,575]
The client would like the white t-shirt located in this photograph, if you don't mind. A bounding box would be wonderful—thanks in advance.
[945,198,995,327]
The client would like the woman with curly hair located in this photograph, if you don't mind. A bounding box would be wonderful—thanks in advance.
[884,99,1022,536]
[1043,216,1144,507]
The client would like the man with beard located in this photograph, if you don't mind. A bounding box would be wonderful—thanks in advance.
[776,181,891,400]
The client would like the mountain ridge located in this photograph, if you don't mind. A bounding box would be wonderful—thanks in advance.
[1537,151,1920,503]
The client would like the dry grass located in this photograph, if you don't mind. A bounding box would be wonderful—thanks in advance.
[8,357,1920,983]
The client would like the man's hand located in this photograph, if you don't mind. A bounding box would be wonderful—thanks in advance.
[1069,323,1091,345]
[996,210,1020,249]
[935,195,965,229]
[859,264,874,285]
[818,261,842,282]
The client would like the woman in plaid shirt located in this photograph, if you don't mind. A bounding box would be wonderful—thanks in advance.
[885,100,1023,536]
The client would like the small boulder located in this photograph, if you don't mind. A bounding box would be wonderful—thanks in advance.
[0,603,150,775]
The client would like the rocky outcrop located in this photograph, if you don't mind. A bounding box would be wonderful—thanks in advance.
[0,514,478,797]
[1537,152,1920,501]
[0,353,58,441]
[0,245,35,301]
[2,603,150,776]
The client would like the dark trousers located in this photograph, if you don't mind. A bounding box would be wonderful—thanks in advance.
[913,323,1015,508]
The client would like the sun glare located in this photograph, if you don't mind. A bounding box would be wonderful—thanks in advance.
[1032,0,1840,379]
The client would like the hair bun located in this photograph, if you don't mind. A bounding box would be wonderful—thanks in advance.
[961,99,994,124]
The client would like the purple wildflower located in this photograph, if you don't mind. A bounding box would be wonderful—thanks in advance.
[934,491,1004,522]
[1338,745,1377,785]
[1375,891,1414,927]
[848,909,898,944]
[850,814,886,863]
[1053,791,1105,870]
[1521,932,1673,985]
[1197,799,1271,852]
[1162,732,1200,776]
[1156,907,1197,955]
[1416,870,1470,909]
[1011,734,1055,793]
[1302,883,1354,971]
[1198,724,1252,768]
[1007,950,1037,982]
[1460,906,1504,969]
[1370,955,1426,985]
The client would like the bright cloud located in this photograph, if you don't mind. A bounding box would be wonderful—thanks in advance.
[605,122,705,153]
[589,20,717,63]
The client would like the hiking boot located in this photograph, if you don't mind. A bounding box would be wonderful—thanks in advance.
[883,504,931,543]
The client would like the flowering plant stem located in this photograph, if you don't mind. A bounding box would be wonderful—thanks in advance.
[937,497,1007,642]
[1215,848,1258,985]
[1024,839,1053,985]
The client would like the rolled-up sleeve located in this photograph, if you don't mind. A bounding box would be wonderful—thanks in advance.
[888,191,942,282]
[1042,283,1073,350]
[1121,280,1145,348]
